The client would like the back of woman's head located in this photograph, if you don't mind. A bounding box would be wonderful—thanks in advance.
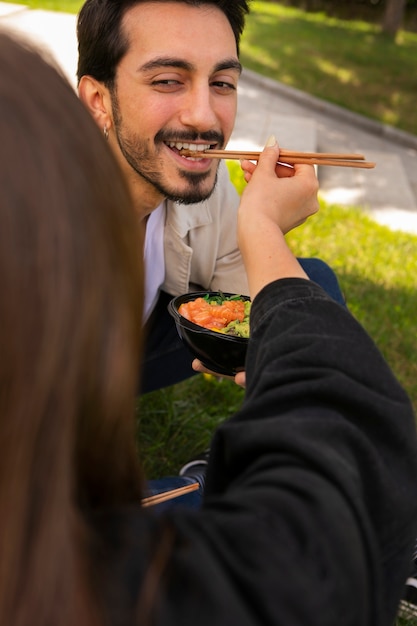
[0,31,144,625]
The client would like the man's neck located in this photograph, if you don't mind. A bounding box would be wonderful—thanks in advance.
[128,174,166,222]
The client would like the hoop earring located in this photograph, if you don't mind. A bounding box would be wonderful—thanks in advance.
[103,125,109,140]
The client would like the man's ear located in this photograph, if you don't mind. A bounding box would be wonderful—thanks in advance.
[78,75,112,131]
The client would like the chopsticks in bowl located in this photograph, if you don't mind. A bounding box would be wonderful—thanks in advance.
[141,482,200,507]
[179,148,376,169]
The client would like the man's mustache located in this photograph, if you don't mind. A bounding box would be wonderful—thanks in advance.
[155,129,224,145]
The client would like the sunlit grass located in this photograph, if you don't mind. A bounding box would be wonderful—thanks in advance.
[3,0,83,10]
[227,159,417,404]
[241,1,417,134]
[136,373,244,478]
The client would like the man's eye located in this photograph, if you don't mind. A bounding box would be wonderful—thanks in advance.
[152,79,180,86]
[150,79,184,92]
[211,81,236,92]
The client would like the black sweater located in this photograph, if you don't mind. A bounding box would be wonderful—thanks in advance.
[95,279,417,626]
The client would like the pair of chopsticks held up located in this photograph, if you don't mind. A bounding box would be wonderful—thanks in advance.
[179,147,376,169]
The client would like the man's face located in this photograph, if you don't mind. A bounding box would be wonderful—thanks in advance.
[109,2,241,205]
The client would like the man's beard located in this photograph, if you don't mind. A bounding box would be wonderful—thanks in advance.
[111,96,223,204]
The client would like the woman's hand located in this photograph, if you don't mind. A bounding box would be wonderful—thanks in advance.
[192,359,246,388]
[239,136,319,235]
[237,136,319,301]
[191,137,320,385]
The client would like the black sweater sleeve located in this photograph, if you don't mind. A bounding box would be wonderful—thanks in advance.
[114,279,417,626]
[168,279,417,626]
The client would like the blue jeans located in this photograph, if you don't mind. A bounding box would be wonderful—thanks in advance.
[140,258,345,394]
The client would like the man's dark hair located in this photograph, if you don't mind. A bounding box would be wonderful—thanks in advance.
[77,0,250,86]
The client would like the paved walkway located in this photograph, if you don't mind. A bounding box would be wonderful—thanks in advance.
[234,70,417,235]
[1,2,417,234]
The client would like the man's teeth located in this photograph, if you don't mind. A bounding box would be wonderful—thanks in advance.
[167,142,212,160]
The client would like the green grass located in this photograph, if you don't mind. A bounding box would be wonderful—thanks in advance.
[240,2,417,135]
[136,374,245,479]
[228,163,417,401]
[6,0,82,11]
[399,616,417,626]
[290,208,417,397]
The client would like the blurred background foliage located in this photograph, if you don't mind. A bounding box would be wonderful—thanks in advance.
[265,0,417,35]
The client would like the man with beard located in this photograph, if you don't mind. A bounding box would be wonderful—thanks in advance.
[77,0,344,393]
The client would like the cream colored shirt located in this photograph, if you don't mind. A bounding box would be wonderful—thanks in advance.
[162,161,249,299]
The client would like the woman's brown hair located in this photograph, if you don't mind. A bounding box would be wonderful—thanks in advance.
[0,31,144,625]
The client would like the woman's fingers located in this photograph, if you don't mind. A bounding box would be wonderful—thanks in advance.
[238,136,319,235]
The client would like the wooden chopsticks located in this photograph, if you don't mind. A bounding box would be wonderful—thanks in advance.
[179,148,376,169]
[141,482,200,507]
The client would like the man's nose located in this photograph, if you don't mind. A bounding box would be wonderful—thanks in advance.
[178,84,218,131]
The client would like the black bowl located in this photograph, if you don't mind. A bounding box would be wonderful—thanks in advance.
[168,291,250,376]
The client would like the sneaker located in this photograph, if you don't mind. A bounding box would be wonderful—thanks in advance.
[179,449,210,477]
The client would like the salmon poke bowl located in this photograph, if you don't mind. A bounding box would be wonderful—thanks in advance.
[168,291,251,376]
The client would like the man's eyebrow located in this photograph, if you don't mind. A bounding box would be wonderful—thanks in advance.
[214,59,242,75]
[139,57,242,75]
[139,58,193,73]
